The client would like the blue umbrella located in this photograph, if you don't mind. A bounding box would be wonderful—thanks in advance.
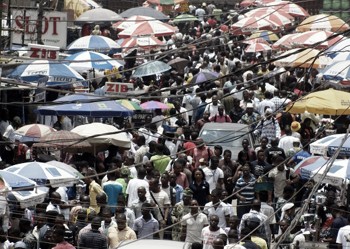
[67,35,121,53]
[7,60,85,87]
[36,98,133,117]
[189,71,219,84]
[65,51,124,71]
[53,93,103,103]
[320,61,350,82]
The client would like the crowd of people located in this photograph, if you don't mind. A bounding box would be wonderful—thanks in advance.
[0,1,349,249]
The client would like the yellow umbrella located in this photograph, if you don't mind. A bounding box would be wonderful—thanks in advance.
[274,48,331,69]
[296,14,350,33]
[286,88,350,115]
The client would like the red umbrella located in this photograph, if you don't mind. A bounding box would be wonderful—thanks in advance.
[231,17,278,35]
[112,15,155,31]
[291,31,344,49]
[242,37,270,45]
[266,1,309,18]
[272,33,299,50]
[245,42,271,53]
[118,20,177,38]
[244,7,294,27]
[240,0,256,7]
[140,100,170,110]
[15,124,56,142]
[220,24,229,33]
[119,36,165,50]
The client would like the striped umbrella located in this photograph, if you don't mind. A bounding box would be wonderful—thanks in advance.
[331,52,350,62]
[243,38,270,45]
[112,15,155,31]
[15,124,56,142]
[231,17,278,35]
[296,14,349,32]
[116,99,142,110]
[140,100,169,110]
[272,33,299,50]
[245,7,294,27]
[266,1,309,18]
[67,35,121,52]
[118,36,165,50]
[320,61,350,83]
[245,42,271,53]
[291,31,344,49]
[250,30,279,42]
[118,20,177,38]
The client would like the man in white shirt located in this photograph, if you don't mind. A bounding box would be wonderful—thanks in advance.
[203,189,231,229]
[336,215,350,248]
[205,95,221,118]
[126,167,149,207]
[203,156,224,193]
[134,136,149,165]
[201,215,226,249]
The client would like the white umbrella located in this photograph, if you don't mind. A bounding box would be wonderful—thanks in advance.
[67,35,121,52]
[0,170,48,208]
[4,162,79,188]
[71,122,131,149]
[46,160,84,179]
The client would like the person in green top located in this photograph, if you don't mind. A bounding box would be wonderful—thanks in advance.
[150,143,171,174]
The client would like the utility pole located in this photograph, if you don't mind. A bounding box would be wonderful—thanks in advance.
[37,0,44,44]
[0,0,3,50]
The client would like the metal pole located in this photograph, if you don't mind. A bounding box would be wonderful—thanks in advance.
[37,0,43,44]
[21,9,26,46]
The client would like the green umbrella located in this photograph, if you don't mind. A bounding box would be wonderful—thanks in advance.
[173,14,198,24]
[116,99,142,111]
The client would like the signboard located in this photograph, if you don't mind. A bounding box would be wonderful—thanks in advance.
[11,10,68,49]
[105,82,134,94]
[28,43,60,60]
[34,76,48,102]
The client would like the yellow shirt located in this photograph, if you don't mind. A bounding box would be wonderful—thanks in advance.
[89,180,104,214]
[108,226,137,249]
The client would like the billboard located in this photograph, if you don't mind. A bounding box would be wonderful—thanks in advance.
[11,10,68,49]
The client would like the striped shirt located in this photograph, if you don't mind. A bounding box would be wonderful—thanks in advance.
[234,174,256,202]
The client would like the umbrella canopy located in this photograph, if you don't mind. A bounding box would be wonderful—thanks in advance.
[167,57,189,73]
[331,52,350,62]
[71,122,131,148]
[274,48,330,69]
[15,124,56,142]
[243,38,270,45]
[132,60,171,77]
[67,35,121,52]
[231,17,278,35]
[34,130,91,151]
[272,33,299,50]
[0,170,47,208]
[53,93,103,103]
[112,15,155,31]
[296,14,350,32]
[326,38,350,58]
[245,42,271,53]
[75,8,123,24]
[147,0,185,5]
[240,0,256,7]
[244,8,293,27]
[250,30,279,43]
[47,161,84,179]
[120,7,169,20]
[118,20,177,38]
[7,60,85,87]
[5,162,79,187]
[294,156,329,175]
[173,14,198,23]
[266,1,309,17]
[65,51,124,71]
[117,99,142,110]
[36,99,133,117]
[286,88,350,115]
[310,134,350,157]
[189,71,219,84]
[320,61,350,83]
[140,100,169,110]
[119,36,165,50]
[291,31,343,49]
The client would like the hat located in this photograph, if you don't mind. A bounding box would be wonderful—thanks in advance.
[120,166,130,176]
[14,241,27,249]
[281,203,295,212]
[291,121,301,132]
[183,188,193,197]
[246,103,254,109]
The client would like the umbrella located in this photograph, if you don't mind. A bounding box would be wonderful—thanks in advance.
[0,170,47,208]
[15,124,56,142]
[173,14,198,23]
[250,30,279,43]
[67,35,121,52]
[36,99,133,117]
[167,58,189,73]
[320,61,350,83]
[296,14,350,33]
[310,134,350,157]
[7,60,85,87]
[147,0,184,5]
[118,20,177,38]
[71,122,131,148]
[118,36,165,50]
[53,93,103,103]
[132,60,171,77]
[34,130,91,151]
[189,71,219,84]
[244,7,294,27]
[112,15,155,31]
[240,0,257,7]
[326,38,350,58]
[274,48,330,69]
[266,1,309,17]
[116,99,142,110]
[243,38,270,45]
[120,7,169,20]
[140,100,169,110]
[4,162,79,187]
[294,156,329,175]
[291,31,343,49]
[65,51,124,71]
[286,88,350,115]
[331,52,350,62]
[47,161,84,179]
[272,33,299,50]
[231,17,278,35]
[245,42,271,53]
[75,8,123,24]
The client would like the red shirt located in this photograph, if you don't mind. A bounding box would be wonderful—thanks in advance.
[183,141,196,157]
